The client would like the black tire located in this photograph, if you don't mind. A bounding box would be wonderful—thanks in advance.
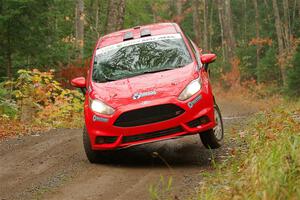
[83,126,112,163]
[199,104,224,149]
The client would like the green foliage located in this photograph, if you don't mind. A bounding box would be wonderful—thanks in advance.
[256,47,280,84]
[196,102,300,200]
[124,0,155,27]
[0,0,300,97]
[149,176,173,200]
[3,69,84,128]
[0,0,76,76]
[4,69,67,109]
[286,45,300,97]
[0,85,18,118]
[237,45,257,81]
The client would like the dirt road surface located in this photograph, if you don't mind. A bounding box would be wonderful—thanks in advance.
[0,98,258,200]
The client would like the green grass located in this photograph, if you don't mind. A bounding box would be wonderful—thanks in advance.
[149,176,173,200]
[196,101,300,200]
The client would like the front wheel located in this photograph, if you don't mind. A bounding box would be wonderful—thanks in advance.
[83,126,112,163]
[199,104,224,149]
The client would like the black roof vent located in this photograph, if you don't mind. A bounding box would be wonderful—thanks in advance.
[140,29,151,37]
[123,32,134,41]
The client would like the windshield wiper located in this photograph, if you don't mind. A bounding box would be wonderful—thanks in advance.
[142,68,175,74]
[93,77,115,83]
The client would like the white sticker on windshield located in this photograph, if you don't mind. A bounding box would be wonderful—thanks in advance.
[96,34,182,55]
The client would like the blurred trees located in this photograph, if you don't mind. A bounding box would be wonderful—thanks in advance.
[75,0,85,59]
[106,0,126,33]
[0,0,299,96]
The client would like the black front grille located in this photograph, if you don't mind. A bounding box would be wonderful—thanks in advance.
[186,116,210,128]
[122,126,184,143]
[114,104,185,127]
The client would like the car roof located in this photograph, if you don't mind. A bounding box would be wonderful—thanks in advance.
[97,23,181,48]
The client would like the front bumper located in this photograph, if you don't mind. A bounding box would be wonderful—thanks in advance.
[85,91,215,150]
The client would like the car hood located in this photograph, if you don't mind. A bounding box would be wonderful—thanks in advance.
[90,62,198,108]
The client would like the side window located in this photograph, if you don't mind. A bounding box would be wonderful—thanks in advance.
[190,40,203,68]
[187,38,202,69]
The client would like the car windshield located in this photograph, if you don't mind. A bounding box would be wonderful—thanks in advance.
[92,34,192,82]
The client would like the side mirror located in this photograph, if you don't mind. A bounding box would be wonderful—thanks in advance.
[71,77,86,88]
[201,53,216,72]
[201,53,217,64]
[71,77,86,94]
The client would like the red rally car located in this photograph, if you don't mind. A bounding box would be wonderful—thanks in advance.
[71,23,224,163]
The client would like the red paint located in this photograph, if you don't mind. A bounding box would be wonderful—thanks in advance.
[72,23,217,150]
[71,77,86,88]
[201,54,217,64]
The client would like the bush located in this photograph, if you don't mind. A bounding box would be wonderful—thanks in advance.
[0,85,18,118]
[286,45,300,97]
[256,47,280,84]
[237,45,257,81]
[3,69,84,127]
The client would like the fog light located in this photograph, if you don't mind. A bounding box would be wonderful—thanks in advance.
[187,116,210,128]
[95,136,118,144]
[95,136,105,144]
[200,116,210,124]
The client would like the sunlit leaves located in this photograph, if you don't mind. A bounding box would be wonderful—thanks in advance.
[2,69,84,129]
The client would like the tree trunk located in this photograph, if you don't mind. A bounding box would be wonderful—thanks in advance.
[243,0,247,42]
[6,50,12,80]
[95,0,100,37]
[75,0,84,60]
[117,0,126,31]
[291,0,297,30]
[217,0,235,62]
[106,0,126,33]
[176,0,183,15]
[6,23,12,80]
[272,0,287,86]
[209,0,214,50]
[224,0,236,60]
[263,0,269,9]
[282,0,291,50]
[298,0,300,15]
[252,0,260,68]
[217,0,226,62]
[193,0,201,46]
[202,0,209,50]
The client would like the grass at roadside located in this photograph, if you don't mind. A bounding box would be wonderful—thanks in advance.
[196,101,300,200]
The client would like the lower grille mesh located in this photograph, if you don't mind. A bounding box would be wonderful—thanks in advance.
[122,126,184,143]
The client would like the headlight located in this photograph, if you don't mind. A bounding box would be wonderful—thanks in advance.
[90,99,115,115]
[178,78,201,101]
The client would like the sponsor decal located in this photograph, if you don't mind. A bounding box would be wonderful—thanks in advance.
[93,115,109,122]
[188,95,202,108]
[140,101,151,105]
[133,91,157,100]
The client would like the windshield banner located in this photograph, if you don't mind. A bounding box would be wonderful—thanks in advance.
[96,34,182,56]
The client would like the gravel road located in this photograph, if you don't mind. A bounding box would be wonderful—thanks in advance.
[0,98,257,200]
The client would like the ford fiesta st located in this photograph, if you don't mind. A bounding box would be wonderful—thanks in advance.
[71,23,224,163]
